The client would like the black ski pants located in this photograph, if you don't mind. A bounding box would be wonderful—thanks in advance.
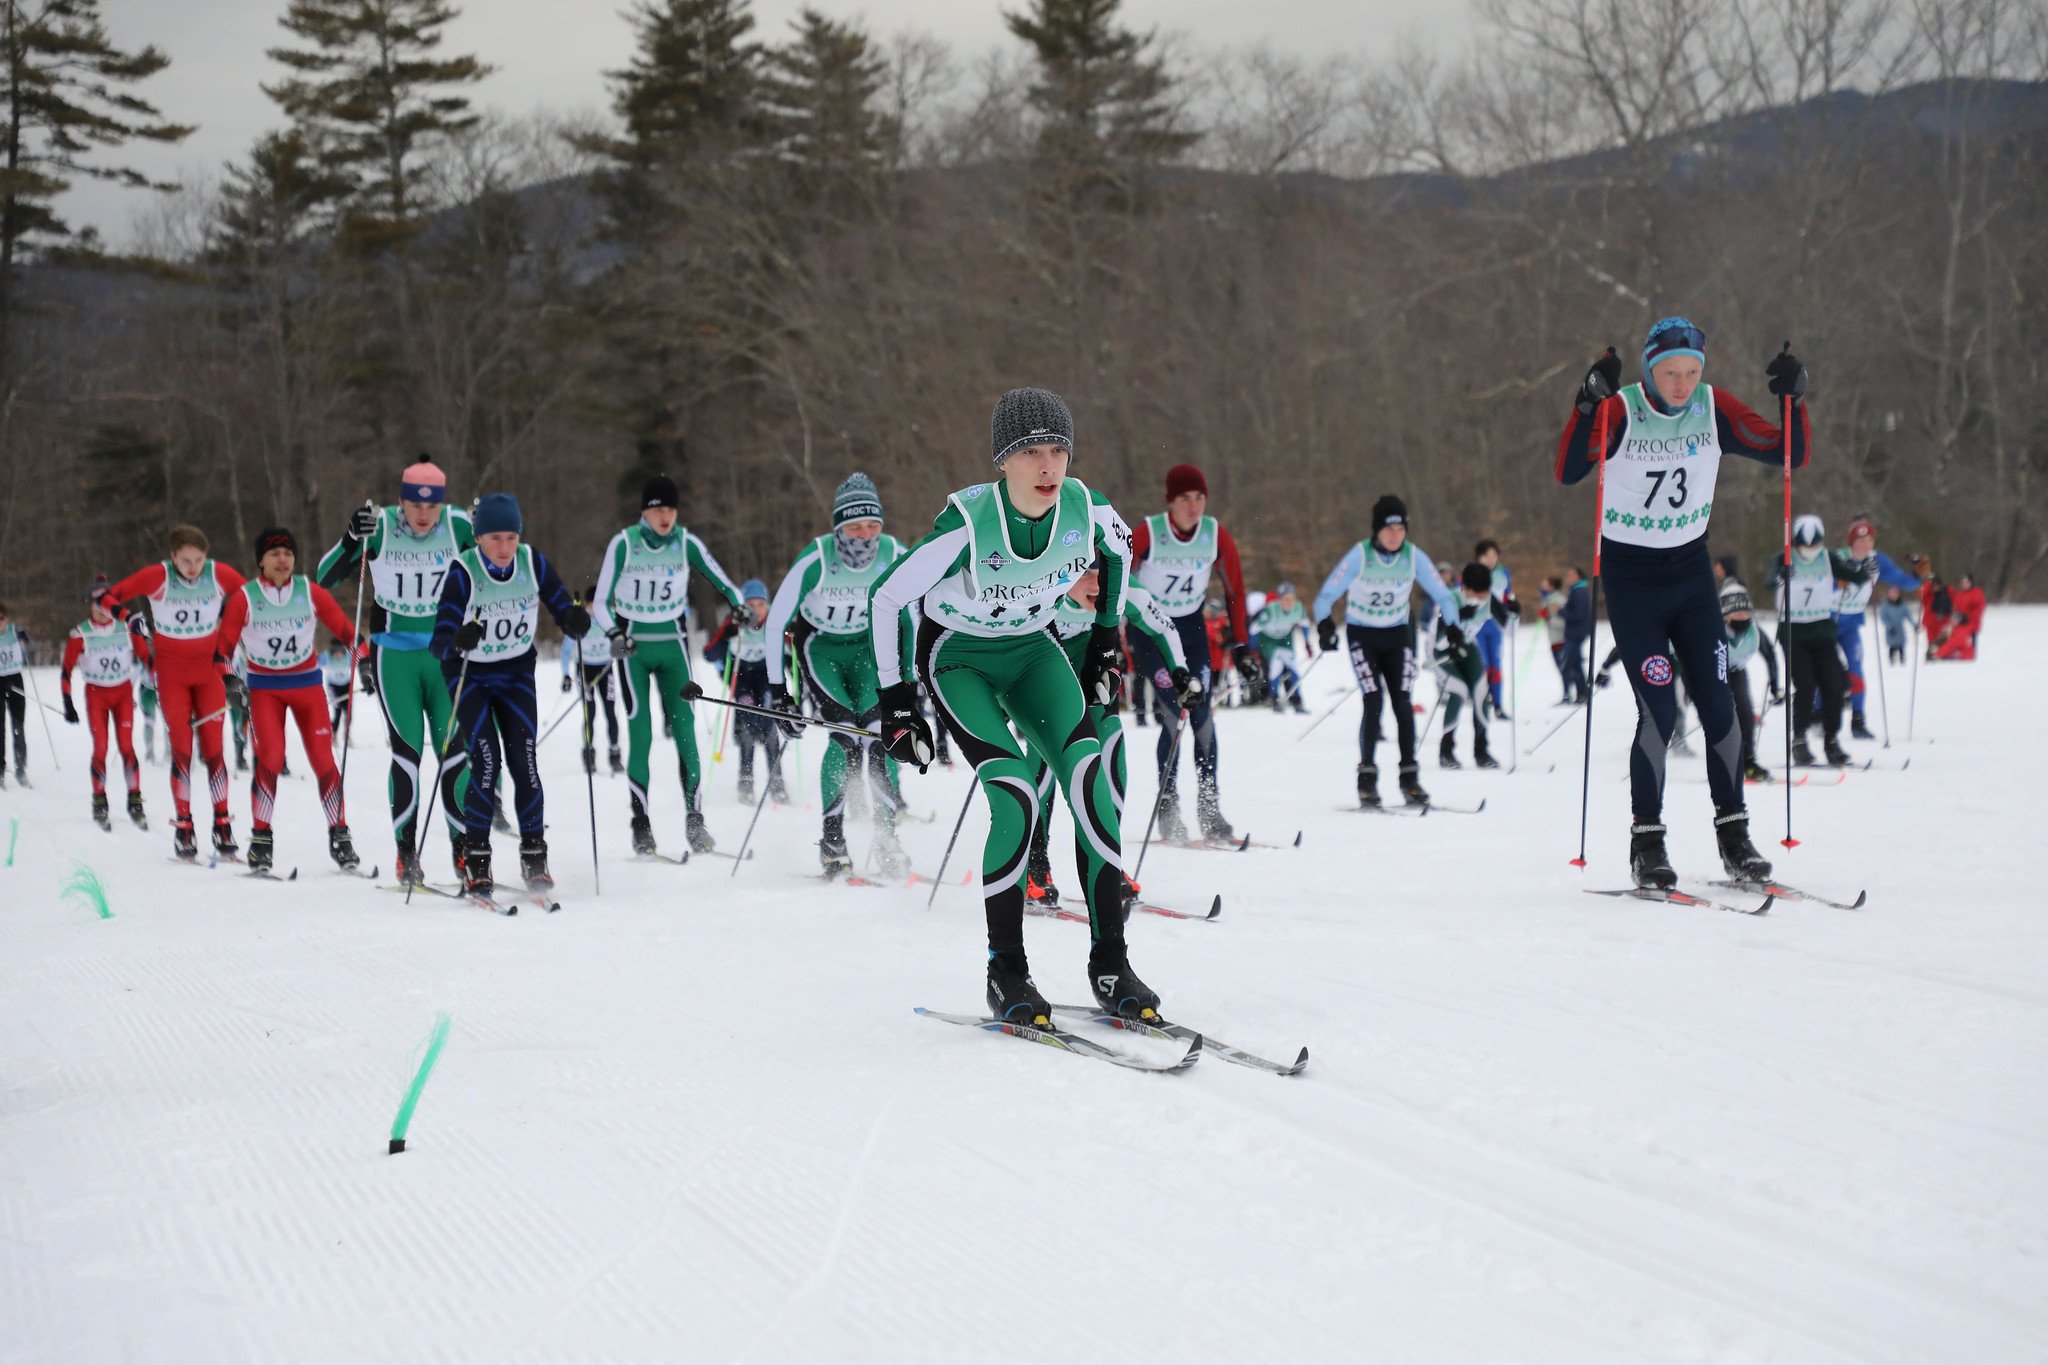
[1786,631,1847,742]
[1133,610,1217,798]
[1600,538,1742,822]
[1346,622,1417,771]
[0,674,24,771]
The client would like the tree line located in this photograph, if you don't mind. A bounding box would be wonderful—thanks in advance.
[0,0,2043,642]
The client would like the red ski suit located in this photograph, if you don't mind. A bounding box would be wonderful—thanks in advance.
[217,578,358,833]
[101,560,247,820]
[61,624,152,797]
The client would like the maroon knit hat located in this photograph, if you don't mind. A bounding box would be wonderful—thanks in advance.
[1164,464,1207,501]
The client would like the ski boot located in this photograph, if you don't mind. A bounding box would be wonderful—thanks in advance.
[1823,736,1850,767]
[1629,822,1677,889]
[0,768,7,789]
[686,811,715,855]
[1356,763,1381,808]
[519,834,553,892]
[1398,762,1429,808]
[1742,760,1773,784]
[13,763,26,788]
[92,794,111,831]
[608,747,624,775]
[247,828,275,875]
[1087,944,1161,1022]
[630,813,657,857]
[127,793,148,829]
[1474,735,1500,770]
[1153,789,1188,843]
[1195,781,1235,843]
[395,839,424,888]
[172,814,198,861]
[820,819,854,879]
[1439,733,1461,770]
[986,948,1051,1026]
[1025,832,1060,908]
[767,774,790,805]
[1791,738,1817,767]
[873,828,911,881]
[1850,714,1875,741]
[1714,807,1771,881]
[328,823,360,872]
[211,815,239,860]
[581,745,597,776]
[235,753,249,773]
[461,837,495,899]
[737,774,755,805]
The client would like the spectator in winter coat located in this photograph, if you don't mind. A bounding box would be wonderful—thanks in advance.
[1879,586,1913,664]
[1931,573,1985,660]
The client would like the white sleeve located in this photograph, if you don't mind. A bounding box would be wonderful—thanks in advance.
[590,532,628,638]
[870,526,969,689]
[763,546,818,688]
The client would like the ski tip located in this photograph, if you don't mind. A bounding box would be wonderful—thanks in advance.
[288,868,299,881]
[1206,894,1223,920]
[1899,756,1912,771]
[1756,894,1775,914]
[1288,1047,1310,1075]
[1234,833,1251,851]
[1292,830,1303,847]
[1848,889,1868,909]
[1474,798,1488,813]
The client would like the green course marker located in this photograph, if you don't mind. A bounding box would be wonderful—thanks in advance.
[389,1011,453,1154]
[5,817,18,867]
[62,863,112,919]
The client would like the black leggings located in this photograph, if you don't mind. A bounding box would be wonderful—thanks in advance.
[1786,634,1847,740]
[1600,538,1742,821]
[0,675,24,769]
[1346,622,1417,769]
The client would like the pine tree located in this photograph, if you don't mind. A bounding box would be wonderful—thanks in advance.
[0,0,192,369]
[758,8,896,197]
[603,0,761,167]
[1003,0,1196,184]
[264,0,491,231]
[209,130,353,268]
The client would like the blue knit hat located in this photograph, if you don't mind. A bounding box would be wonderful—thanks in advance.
[472,493,522,537]
[740,578,768,602]
[1643,316,1706,374]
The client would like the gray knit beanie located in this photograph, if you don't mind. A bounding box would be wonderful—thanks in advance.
[833,472,883,526]
[990,388,1074,464]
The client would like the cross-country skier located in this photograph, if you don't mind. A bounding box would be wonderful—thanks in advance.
[1025,565,1199,907]
[1771,514,1870,766]
[1879,586,1913,665]
[60,587,151,827]
[764,472,913,878]
[1554,317,1802,885]
[1473,540,1521,717]
[592,475,742,858]
[430,493,591,898]
[868,387,1158,1026]
[1312,494,1459,808]
[1717,581,1780,782]
[560,586,621,776]
[216,528,365,874]
[1128,463,1263,843]
[316,461,477,886]
[1252,582,1308,713]
[704,579,786,804]
[1436,564,1507,769]
[321,641,353,736]
[101,527,248,861]
[1833,516,1923,738]
[0,600,29,787]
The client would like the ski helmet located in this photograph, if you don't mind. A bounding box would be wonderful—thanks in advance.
[1792,514,1826,546]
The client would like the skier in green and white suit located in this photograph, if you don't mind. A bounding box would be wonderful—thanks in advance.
[764,472,916,879]
[1253,582,1309,712]
[1434,564,1508,769]
[1026,567,1200,908]
[317,460,476,886]
[593,473,744,856]
[869,387,1162,1026]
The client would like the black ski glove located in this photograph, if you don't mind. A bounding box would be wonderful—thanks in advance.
[62,692,79,724]
[770,690,806,739]
[1577,347,1622,412]
[224,673,250,712]
[1317,618,1339,652]
[1501,593,1521,618]
[1077,625,1124,708]
[359,655,376,696]
[1595,668,1612,690]
[878,681,934,772]
[1232,644,1267,702]
[679,680,703,702]
[560,604,592,639]
[1167,667,1203,707]
[453,620,487,654]
[346,499,377,541]
[1765,344,1808,400]
[608,625,636,657]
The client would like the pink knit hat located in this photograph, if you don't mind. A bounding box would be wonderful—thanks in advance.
[399,461,446,504]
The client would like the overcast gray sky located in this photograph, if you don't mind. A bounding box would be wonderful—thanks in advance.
[68,0,1469,247]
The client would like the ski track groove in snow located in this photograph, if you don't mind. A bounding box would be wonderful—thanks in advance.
[3,613,2047,1361]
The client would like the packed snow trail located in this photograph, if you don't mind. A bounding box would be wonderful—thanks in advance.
[2,614,2044,1363]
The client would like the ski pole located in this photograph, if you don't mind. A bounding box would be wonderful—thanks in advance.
[1131,709,1185,884]
[575,636,601,896]
[1869,606,1891,748]
[729,765,776,877]
[1296,682,1356,741]
[335,519,372,801]
[713,653,736,762]
[1907,619,1921,741]
[1526,697,1586,755]
[693,692,881,743]
[1778,357,1799,851]
[1507,617,1520,774]
[408,627,473,906]
[537,691,581,747]
[925,780,977,909]
[1572,362,1615,870]
[24,665,59,771]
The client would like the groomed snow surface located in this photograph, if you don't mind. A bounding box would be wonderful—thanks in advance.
[3,614,2044,1364]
